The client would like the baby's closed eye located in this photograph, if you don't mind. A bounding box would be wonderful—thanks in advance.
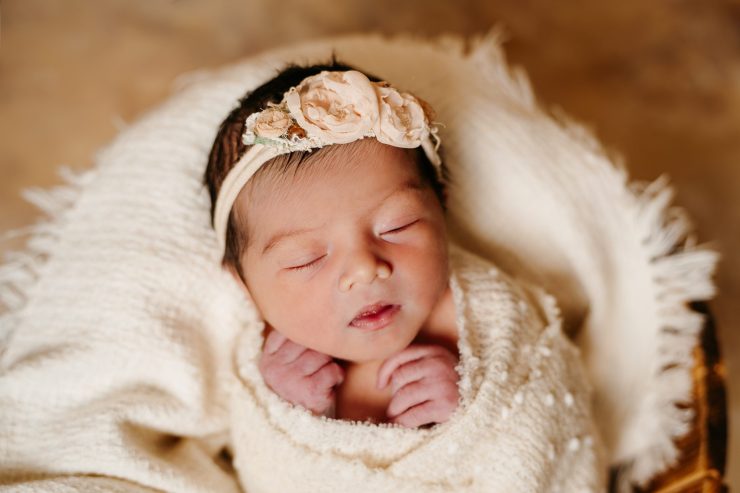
[380,219,420,235]
[286,254,327,271]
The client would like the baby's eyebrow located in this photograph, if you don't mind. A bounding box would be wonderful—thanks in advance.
[377,178,425,205]
[261,226,318,256]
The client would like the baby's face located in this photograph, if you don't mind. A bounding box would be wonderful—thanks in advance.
[233,138,449,363]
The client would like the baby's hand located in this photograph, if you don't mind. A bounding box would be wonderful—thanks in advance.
[376,344,460,428]
[259,328,344,416]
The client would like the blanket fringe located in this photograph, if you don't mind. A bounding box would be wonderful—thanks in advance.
[0,166,95,342]
[618,175,719,490]
[548,112,719,488]
[440,29,720,486]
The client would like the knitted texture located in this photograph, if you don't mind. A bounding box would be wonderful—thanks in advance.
[231,243,607,492]
[0,30,717,491]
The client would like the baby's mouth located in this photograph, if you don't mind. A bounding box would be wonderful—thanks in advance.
[349,303,400,330]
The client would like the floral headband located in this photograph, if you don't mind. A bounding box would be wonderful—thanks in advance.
[213,69,443,253]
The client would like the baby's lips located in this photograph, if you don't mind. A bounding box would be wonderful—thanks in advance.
[348,304,400,331]
[348,301,393,325]
[351,302,387,320]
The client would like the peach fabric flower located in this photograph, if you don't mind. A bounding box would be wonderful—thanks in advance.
[252,107,292,138]
[374,85,430,148]
[284,70,379,144]
[240,69,441,165]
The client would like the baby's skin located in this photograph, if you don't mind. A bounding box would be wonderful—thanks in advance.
[228,137,461,427]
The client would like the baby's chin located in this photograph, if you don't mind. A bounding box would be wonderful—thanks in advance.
[334,330,420,364]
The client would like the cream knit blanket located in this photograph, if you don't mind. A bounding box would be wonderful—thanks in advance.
[230,243,606,492]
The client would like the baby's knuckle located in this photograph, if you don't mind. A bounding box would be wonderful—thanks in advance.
[308,348,328,359]
[392,365,412,384]
[257,354,274,370]
[314,363,339,386]
[395,413,417,428]
[312,392,333,410]
[302,400,322,414]
[441,391,459,409]
[294,354,317,374]
[410,408,432,427]
[260,365,283,384]
[305,377,323,395]
[431,345,448,355]
[443,381,460,396]
[312,350,331,362]
[309,373,335,395]
[427,358,449,374]
[330,364,345,384]
[399,381,422,400]
[427,346,450,360]
[304,395,324,411]
[432,400,451,418]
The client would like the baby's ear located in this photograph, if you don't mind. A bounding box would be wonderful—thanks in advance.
[223,263,254,302]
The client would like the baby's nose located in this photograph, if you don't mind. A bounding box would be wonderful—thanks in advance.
[338,249,392,292]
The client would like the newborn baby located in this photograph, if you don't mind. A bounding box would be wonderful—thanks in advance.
[242,133,459,427]
[205,61,606,492]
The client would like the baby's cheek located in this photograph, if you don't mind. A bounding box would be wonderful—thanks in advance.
[404,247,447,290]
[254,285,301,333]
[278,294,336,348]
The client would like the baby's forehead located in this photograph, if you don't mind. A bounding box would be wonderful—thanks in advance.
[238,143,426,240]
[245,139,419,199]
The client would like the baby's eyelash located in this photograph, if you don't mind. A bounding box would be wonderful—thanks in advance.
[288,255,326,272]
[382,219,419,235]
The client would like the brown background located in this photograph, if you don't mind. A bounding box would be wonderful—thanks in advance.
[1,0,738,485]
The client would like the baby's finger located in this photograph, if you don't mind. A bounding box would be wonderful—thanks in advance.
[306,361,345,392]
[389,356,458,395]
[291,350,334,376]
[386,379,431,418]
[272,339,308,365]
[263,330,287,355]
[392,400,445,428]
[302,385,337,416]
[376,345,448,390]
